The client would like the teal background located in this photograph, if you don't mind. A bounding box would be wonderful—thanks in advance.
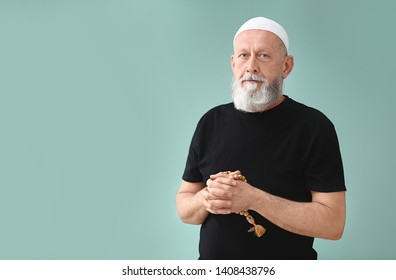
[1,0,395,259]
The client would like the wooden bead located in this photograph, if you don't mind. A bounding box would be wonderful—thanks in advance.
[246,215,255,225]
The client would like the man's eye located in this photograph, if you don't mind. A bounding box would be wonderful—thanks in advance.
[239,53,248,58]
[259,53,269,58]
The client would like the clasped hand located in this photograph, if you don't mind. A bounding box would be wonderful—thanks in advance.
[202,170,253,215]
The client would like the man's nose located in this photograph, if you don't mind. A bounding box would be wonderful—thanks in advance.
[246,56,258,73]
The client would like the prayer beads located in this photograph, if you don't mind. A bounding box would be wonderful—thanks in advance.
[223,171,266,237]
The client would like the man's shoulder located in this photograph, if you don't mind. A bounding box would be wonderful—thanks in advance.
[205,102,234,114]
[199,102,234,121]
[288,97,333,124]
[192,103,235,133]
[286,97,337,134]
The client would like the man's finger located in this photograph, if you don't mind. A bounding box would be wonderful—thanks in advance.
[207,186,232,198]
[210,170,241,180]
[206,207,232,215]
[204,198,231,210]
[206,178,235,191]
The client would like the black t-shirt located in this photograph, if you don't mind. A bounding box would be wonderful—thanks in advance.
[182,96,346,260]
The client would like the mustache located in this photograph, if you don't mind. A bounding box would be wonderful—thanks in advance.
[240,74,266,82]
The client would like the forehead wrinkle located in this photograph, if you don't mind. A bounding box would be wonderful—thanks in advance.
[234,41,274,55]
[234,30,281,53]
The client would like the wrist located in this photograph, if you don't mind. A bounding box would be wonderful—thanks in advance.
[248,186,264,211]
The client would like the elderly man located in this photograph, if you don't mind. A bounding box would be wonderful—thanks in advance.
[176,17,346,260]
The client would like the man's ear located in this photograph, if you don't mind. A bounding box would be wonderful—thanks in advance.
[231,55,235,71]
[282,55,294,79]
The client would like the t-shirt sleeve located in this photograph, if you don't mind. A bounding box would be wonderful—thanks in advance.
[303,117,346,192]
[182,118,204,183]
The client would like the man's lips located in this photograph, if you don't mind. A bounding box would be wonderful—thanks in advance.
[242,80,262,83]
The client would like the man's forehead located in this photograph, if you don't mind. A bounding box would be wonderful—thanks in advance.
[234,30,283,51]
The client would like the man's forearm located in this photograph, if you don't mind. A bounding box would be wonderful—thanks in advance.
[249,187,346,240]
[176,188,209,225]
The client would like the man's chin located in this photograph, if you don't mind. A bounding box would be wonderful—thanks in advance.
[242,86,261,95]
[241,88,261,96]
[242,80,262,87]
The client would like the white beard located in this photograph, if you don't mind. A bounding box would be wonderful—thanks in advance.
[231,74,283,112]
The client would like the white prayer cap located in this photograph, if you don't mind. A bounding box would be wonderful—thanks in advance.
[233,17,289,53]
